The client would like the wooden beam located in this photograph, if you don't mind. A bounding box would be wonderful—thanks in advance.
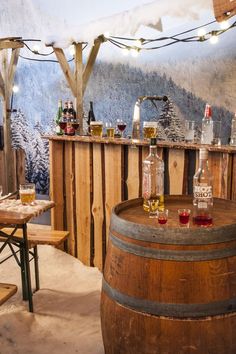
[74,43,83,134]
[82,37,103,94]
[0,70,5,98]
[53,48,76,96]
[0,40,24,50]
[8,48,20,95]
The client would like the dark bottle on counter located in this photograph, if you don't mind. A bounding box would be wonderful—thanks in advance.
[68,101,76,120]
[87,101,96,134]
[63,100,69,115]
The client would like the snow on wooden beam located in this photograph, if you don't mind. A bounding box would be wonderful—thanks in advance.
[213,0,236,21]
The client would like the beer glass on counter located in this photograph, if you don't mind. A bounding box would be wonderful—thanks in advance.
[143,122,157,139]
[90,121,103,137]
[19,183,36,205]
[105,122,115,138]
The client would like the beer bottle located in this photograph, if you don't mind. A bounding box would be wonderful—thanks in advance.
[87,101,96,134]
[55,99,63,135]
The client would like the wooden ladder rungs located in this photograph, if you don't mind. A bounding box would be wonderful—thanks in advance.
[0,283,17,305]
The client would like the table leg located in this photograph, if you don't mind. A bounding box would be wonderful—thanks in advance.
[19,246,28,300]
[22,224,34,312]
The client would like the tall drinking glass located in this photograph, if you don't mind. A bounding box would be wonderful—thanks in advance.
[185,121,195,143]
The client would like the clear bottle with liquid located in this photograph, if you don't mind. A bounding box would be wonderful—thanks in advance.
[193,148,213,227]
[230,112,236,146]
[142,138,164,212]
[55,99,63,135]
[201,103,213,145]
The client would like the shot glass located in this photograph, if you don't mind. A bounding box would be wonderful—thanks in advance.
[178,209,191,227]
[19,183,36,205]
[158,209,168,225]
[148,199,159,218]
[185,121,195,143]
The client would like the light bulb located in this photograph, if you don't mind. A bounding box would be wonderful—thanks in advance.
[197,28,206,37]
[220,20,230,30]
[33,44,40,53]
[210,34,218,44]
[130,48,139,57]
[122,48,129,56]
[134,39,142,48]
[12,85,19,93]
[69,45,75,55]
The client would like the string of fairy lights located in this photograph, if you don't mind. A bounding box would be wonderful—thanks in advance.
[10,17,235,92]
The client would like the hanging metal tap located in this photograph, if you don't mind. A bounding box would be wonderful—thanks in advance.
[132,95,168,139]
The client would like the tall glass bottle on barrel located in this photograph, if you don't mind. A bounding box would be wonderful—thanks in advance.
[142,138,164,212]
[55,99,63,135]
[193,148,213,226]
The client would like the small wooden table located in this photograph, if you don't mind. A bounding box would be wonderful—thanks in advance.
[0,199,55,312]
[0,283,17,305]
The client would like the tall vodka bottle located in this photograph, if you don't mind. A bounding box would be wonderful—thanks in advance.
[230,112,236,146]
[142,138,164,212]
[193,148,213,227]
[201,104,213,144]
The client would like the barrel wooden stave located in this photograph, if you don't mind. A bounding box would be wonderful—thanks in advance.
[101,196,236,354]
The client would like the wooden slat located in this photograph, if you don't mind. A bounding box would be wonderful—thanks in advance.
[64,142,76,256]
[75,142,92,265]
[53,48,76,97]
[0,283,17,305]
[8,48,20,95]
[15,149,25,186]
[231,153,236,200]
[104,145,122,244]
[82,37,102,94]
[168,149,185,195]
[126,146,141,199]
[0,150,6,192]
[74,43,83,135]
[208,152,231,198]
[49,140,64,230]
[92,143,105,270]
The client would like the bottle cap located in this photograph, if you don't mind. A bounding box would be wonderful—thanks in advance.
[199,148,208,159]
[150,138,157,146]
[204,104,212,118]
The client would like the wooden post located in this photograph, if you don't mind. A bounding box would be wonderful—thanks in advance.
[74,43,83,134]
[0,39,23,193]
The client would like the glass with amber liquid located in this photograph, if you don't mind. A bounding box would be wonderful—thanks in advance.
[105,122,115,138]
[19,183,36,205]
[143,122,157,139]
[142,138,164,212]
[90,121,103,137]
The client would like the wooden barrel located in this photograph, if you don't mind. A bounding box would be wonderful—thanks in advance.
[101,196,236,354]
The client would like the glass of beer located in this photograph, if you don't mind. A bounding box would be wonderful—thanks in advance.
[90,121,103,137]
[19,183,36,205]
[105,122,115,138]
[143,122,157,139]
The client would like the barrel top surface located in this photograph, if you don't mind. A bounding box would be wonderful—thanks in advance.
[111,196,236,244]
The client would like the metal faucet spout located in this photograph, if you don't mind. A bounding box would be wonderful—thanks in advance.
[132,95,168,139]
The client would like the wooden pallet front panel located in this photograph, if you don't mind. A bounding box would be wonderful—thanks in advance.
[208,152,232,198]
[49,140,64,230]
[92,143,105,270]
[75,142,92,265]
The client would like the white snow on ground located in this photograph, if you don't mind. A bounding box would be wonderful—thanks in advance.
[0,244,104,354]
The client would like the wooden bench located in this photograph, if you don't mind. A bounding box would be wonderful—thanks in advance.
[0,283,17,305]
[0,227,69,296]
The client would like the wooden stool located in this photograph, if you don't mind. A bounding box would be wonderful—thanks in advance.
[0,283,17,305]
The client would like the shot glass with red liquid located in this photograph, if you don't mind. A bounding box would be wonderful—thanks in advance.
[158,209,168,225]
[178,209,191,227]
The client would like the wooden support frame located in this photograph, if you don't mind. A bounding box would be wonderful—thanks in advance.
[52,36,105,134]
[0,38,23,193]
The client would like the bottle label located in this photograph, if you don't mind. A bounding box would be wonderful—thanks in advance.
[194,185,212,199]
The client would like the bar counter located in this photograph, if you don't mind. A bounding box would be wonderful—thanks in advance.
[45,135,236,270]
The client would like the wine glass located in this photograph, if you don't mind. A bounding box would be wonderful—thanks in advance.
[59,116,67,134]
[116,119,127,138]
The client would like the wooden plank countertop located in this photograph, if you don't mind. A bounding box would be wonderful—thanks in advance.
[43,134,236,154]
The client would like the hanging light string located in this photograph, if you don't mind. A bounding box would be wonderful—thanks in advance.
[106,19,236,52]
[14,18,236,62]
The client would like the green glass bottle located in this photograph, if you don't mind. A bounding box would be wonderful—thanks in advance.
[55,99,63,135]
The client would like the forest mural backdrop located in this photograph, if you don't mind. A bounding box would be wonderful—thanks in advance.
[4,20,236,194]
